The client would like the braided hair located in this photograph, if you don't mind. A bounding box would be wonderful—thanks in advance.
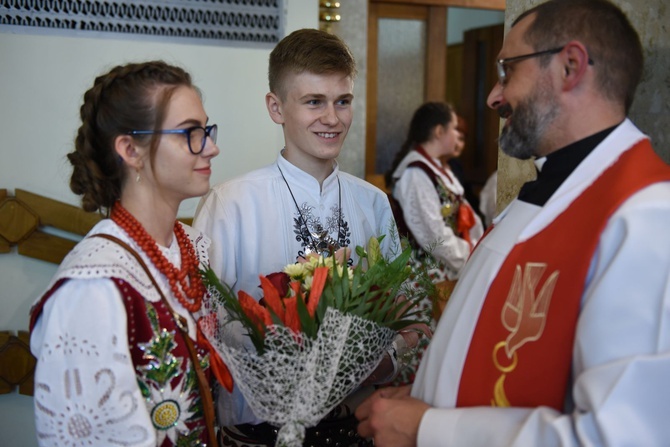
[67,61,193,213]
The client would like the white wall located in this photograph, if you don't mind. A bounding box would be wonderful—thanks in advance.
[0,1,317,444]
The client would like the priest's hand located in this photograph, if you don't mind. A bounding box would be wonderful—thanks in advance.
[356,385,430,447]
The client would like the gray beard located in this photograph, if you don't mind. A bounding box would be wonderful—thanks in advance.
[499,82,558,160]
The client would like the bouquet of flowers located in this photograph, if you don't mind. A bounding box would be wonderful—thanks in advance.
[199,236,427,447]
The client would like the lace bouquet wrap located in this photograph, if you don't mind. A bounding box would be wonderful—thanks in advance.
[200,236,424,447]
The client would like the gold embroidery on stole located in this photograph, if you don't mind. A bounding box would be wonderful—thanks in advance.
[491,263,559,406]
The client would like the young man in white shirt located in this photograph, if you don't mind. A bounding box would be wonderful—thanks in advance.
[195,28,417,447]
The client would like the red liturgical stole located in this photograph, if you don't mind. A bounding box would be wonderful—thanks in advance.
[456,140,670,410]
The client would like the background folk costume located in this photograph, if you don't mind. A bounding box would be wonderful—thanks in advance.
[391,146,483,282]
[389,146,483,384]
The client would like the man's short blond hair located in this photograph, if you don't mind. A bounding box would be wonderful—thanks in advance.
[268,28,357,99]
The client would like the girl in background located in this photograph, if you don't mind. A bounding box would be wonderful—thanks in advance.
[386,102,483,383]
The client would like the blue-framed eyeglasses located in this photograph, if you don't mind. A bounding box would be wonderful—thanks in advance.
[496,46,594,86]
[128,124,218,155]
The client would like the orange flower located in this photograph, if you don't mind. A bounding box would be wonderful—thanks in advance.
[282,296,302,333]
[290,281,302,299]
[196,318,234,392]
[306,266,329,317]
[238,290,271,334]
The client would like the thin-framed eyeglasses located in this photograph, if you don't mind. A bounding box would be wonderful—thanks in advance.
[496,46,594,86]
[128,124,218,155]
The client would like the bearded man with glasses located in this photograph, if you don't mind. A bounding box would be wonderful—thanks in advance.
[356,1,670,446]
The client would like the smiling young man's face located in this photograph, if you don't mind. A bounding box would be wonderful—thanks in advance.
[266,70,354,178]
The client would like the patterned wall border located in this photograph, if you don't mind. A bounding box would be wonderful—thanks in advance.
[0,0,285,49]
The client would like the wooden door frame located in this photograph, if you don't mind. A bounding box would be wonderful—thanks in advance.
[366,0,505,179]
[366,2,446,178]
[460,23,505,187]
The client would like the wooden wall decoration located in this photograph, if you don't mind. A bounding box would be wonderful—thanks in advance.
[0,188,194,265]
[0,189,100,396]
[0,188,103,265]
[0,331,35,396]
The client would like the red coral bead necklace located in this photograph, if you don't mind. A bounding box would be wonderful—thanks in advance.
[111,201,204,312]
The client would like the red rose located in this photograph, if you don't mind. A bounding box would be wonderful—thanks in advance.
[265,271,290,297]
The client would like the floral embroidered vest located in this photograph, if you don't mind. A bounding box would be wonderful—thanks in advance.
[113,277,210,446]
[391,161,466,248]
[31,274,212,446]
[456,139,670,410]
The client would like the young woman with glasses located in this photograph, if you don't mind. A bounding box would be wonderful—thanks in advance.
[29,60,223,446]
